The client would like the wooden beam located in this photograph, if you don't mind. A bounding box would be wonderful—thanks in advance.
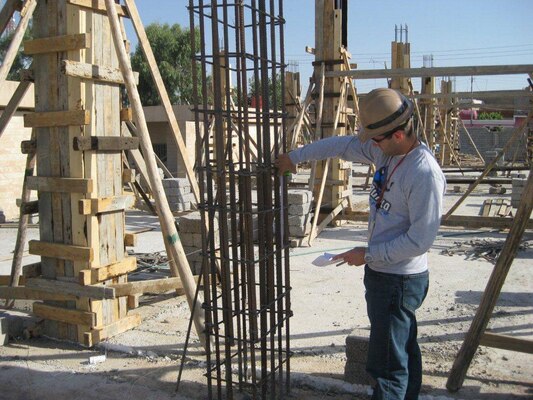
[20,200,39,215]
[25,278,115,299]
[0,275,25,285]
[85,313,141,345]
[67,0,128,17]
[22,262,41,278]
[105,0,206,350]
[26,176,93,193]
[413,90,533,100]
[0,0,36,83]
[123,0,200,202]
[24,33,90,55]
[24,110,91,128]
[0,0,22,35]
[20,139,36,154]
[0,286,75,301]
[109,276,190,297]
[124,232,137,247]
[480,332,533,354]
[73,136,139,151]
[122,168,135,183]
[33,302,96,327]
[62,60,125,84]
[79,256,137,285]
[326,64,533,80]
[78,195,134,215]
[447,167,533,392]
[29,240,93,262]
[0,80,32,138]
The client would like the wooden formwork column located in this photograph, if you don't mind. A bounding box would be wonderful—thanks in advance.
[421,76,436,150]
[313,0,349,215]
[26,1,137,345]
[390,41,410,94]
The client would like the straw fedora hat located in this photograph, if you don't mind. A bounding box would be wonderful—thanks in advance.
[358,88,414,142]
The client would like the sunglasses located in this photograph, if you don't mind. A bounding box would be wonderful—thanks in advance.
[371,131,395,143]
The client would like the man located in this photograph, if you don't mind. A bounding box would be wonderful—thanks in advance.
[276,88,446,399]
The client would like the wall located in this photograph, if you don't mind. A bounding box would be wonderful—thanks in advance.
[0,81,35,221]
[459,125,528,162]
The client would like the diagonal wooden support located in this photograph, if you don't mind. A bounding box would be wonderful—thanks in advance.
[123,0,200,203]
[0,0,21,36]
[0,0,36,83]
[446,166,533,392]
[0,79,31,138]
[104,0,206,351]
[443,111,532,220]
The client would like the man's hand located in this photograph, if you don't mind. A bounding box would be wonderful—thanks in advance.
[275,153,297,175]
[332,247,366,266]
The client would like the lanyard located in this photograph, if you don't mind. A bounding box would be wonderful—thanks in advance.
[375,141,419,210]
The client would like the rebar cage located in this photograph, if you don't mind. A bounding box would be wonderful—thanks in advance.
[189,1,291,399]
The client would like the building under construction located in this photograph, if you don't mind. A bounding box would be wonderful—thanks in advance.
[0,1,531,399]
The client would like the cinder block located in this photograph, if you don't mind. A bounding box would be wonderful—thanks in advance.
[288,222,311,237]
[288,213,311,227]
[344,329,374,386]
[288,201,311,216]
[0,310,39,344]
[287,189,312,204]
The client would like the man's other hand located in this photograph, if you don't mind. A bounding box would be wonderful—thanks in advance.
[332,247,366,266]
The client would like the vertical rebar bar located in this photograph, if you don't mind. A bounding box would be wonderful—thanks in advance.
[189,1,290,398]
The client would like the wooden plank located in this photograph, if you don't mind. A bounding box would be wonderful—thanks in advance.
[22,262,42,278]
[341,212,533,230]
[0,0,21,35]
[123,0,200,202]
[67,0,128,17]
[24,33,90,55]
[73,136,139,151]
[0,286,75,301]
[0,276,25,285]
[79,256,137,285]
[326,64,533,80]
[78,195,134,215]
[20,139,36,154]
[20,200,39,215]
[26,176,92,193]
[124,232,137,247]
[122,168,135,183]
[24,110,90,128]
[29,240,93,262]
[33,302,96,327]
[127,294,140,309]
[109,276,190,297]
[447,168,533,392]
[480,332,533,354]
[62,59,125,84]
[87,313,141,344]
[120,107,132,121]
[0,81,32,138]
[25,278,115,299]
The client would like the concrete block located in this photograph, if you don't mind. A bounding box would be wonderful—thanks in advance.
[180,232,195,247]
[0,310,39,344]
[288,213,311,227]
[512,178,527,188]
[289,222,311,237]
[162,178,191,189]
[344,328,374,386]
[288,201,311,216]
[287,189,312,204]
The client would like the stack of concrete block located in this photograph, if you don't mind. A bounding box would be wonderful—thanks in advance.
[344,328,374,386]
[162,178,195,212]
[177,211,218,275]
[287,189,313,237]
[511,174,527,208]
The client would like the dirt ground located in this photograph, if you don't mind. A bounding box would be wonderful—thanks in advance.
[0,186,532,400]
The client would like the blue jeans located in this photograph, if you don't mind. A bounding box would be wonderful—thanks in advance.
[364,265,429,400]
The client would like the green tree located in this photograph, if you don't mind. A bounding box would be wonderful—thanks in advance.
[131,23,204,106]
[0,26,33,81]
[248,73,283,110]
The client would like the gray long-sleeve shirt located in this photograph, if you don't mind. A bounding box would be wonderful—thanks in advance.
[289,136,446,275]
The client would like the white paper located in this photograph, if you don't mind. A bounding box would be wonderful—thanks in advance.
[312,252,339,267]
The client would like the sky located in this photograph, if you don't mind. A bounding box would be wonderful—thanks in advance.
[124,0,533,94]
